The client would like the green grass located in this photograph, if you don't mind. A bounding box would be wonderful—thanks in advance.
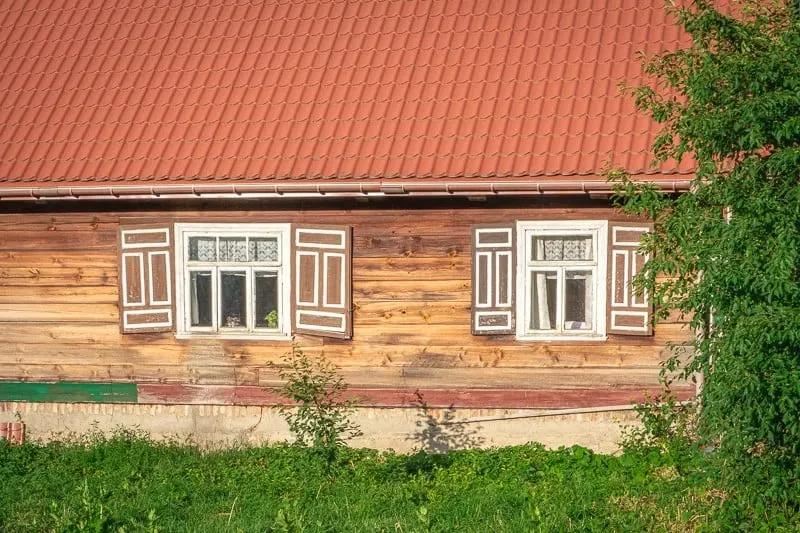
[0,432,795,532]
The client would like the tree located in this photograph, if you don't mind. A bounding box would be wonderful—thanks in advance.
[611,0,800,502]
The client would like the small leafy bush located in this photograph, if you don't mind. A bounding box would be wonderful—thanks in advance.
[270,344,362,455]
[620,384,699,460]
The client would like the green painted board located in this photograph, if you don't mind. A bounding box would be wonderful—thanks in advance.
[0,382,137,403]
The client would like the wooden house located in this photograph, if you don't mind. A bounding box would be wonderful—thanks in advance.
[0,0,696,447]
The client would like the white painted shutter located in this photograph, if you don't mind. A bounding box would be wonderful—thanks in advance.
[607,222,653,336]
[119,226,174,333]
[471,224,515,335]
[292,225,352,339]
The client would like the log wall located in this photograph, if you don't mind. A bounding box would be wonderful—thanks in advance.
[0,197,694,407]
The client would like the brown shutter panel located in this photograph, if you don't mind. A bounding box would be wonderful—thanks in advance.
[119,226,174,333]
[292,225,353,339]
[471,224,515,335]
[607,222,654,336]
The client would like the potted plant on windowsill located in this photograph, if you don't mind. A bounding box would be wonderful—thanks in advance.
[265,309,279,329]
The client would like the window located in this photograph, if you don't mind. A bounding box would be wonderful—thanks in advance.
[119,223,353,338]
[175,224,291,338]
[517,221,607,339]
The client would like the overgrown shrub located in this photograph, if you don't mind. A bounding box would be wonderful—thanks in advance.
[610,0,800,506]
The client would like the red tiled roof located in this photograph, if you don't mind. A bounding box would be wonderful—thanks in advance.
[0,0,694,190]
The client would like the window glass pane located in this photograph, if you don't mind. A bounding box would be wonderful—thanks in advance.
[254,271,279,329]
[189,271,213,327]
[249,237,279,262]
[532,236,593,261]
[529,270,557,331]
[220,271,247,328]
[564,270,593,331]
[188,237,216,261]
[219,237,248,262]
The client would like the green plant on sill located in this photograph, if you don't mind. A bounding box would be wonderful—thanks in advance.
[265,309,279,329]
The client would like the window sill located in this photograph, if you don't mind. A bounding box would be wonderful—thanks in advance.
[515,334,608,342]
[176,333,292,341]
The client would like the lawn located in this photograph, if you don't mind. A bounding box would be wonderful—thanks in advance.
[0,432,795,532]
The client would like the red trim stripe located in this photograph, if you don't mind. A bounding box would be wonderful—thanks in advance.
[136,384,695,409]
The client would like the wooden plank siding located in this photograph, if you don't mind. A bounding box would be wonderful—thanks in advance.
[0,199,694,406]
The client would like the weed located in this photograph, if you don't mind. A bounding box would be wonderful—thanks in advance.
[620,383,699,459]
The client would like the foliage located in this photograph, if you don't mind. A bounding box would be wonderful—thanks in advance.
[270,344,362,455]
[620,383,699,460]
[265,309,279,329]
[610,0,800,504]
[3,433,799,532]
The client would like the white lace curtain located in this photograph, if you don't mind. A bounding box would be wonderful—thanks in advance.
[189,237,278,262]
[531,237,593,331]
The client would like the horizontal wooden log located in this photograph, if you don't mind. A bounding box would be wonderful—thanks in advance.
[1,364,259,386]
[354,280,470,301]
[353,257,469,281]
[1,362,675,390]
[354,301,470,325]
[0,213,118,226]
[137,384,695,408]
[347,323,690,346]
[256,365,671,390]
[0,251,116,269]
[0,220,118,232]
[0,285,118,304]
[0,304,118,323]
[0,381,137,403]
[0,321,690,354]
[0,274,117,287]
[0,203,628,230]
[0,340,689,370]
[0,230,116,250]
[353,235,469,258]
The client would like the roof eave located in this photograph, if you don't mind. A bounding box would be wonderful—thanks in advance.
[0,178,693,202]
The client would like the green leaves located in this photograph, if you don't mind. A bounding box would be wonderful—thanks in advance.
[612,0,800,508]
[270,344,363,457]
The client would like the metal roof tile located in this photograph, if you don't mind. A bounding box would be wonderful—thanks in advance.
[0,0,698,187]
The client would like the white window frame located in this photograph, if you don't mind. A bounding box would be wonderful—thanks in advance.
[174,223,291,340]
[516,220,608,341]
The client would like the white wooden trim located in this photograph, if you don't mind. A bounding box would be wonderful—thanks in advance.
[611,310,649,332]
[474,311,513,332]
[252,269,282,332]
[174,223,291,338]
[147,251,171,306]
[295,310,346,333]
[322,252,346,308]
[516,220,607,341]
[176,332,292,340]
[121,252,145,307]
[296,228,346,250]
[123,309,172,330]
[121,228,170,249]
[184,267,215,333]
[612,226,650,246]
[475,228,512,248]
[217,268,249,331]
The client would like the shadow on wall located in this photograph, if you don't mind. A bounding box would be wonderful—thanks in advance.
[410,391,485,453]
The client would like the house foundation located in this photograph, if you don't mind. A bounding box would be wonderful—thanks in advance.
[0,401,638,454]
